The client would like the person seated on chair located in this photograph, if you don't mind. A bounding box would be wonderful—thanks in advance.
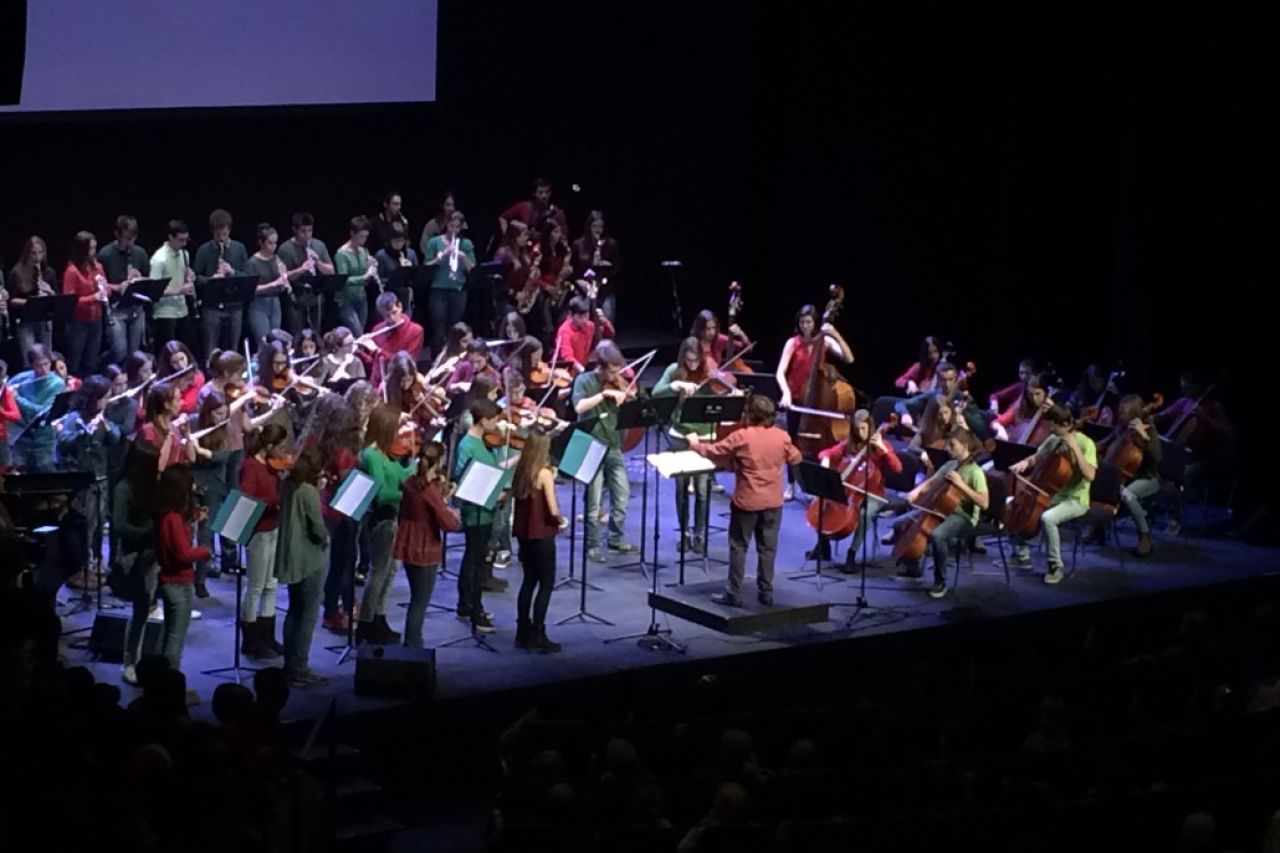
[890,430,987,599]
[1007,404,1096,585]
[1152,371,1234,535]
[1098,394,1161,558]
[988,356,1037,415]
[808,409,901,570]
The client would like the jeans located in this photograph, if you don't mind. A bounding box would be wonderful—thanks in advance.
[726,504,781,598]
[200,305,244,359]
[428,287,468,357]
[241,528,279,622]
[925,512,975,585]
[585,446,630,549]
[196,489,228,583]
[1120,476,1160,535]
[283,566,325,675]
[335,295,368,338]
[247,296,282,351]
[65,320,102,377]
[122,550,158,666]
[489,496,513,555]
[14,320,52,367]
[105,306,146,364]
[152,315,196,352]
[403,563,440,648]
[1014,497,1090,568]
[458,523,492,623]
[158,581,194,671]
[516,536,556,627]
[600,293,616,324]
[675,472,711,542]
[324,515,357,617]
[288,294,323,336]
[359,518,399,621]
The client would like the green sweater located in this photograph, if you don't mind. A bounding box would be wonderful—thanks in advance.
[652,362,715,441]
[275,481,329,584]
[334,247,373,306]
[453,433,505,527]
[360,446,415,513]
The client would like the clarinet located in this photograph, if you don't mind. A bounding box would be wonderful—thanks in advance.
[186,249,201,321]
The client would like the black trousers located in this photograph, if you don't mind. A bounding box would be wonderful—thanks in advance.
[516,536,556,626]
[458,522,493,624]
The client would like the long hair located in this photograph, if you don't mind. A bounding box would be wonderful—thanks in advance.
[256,340,288,388]
[673,337,704,383]
[68,231,96,273]
[197,390,231,452]
[1016,374,1047,420]
[500,219,529,255]
[519,335,544,377]
[512,432,551,501]
[503,311,527,341]
[72,375,110,418]
[207,349,246,383]
[844,409,873,454]
[12,236,50,294]
[343,380,380,428]
[144,381,178,422]
[314,401,363,464]
[248,422,288,458]
[794,304,817,336]
[365,403,401,456]
[917,336,941,369]
[298,389,348,451]
[124,351,153,387]
[384,352,417,409]
[581,210,605,241]
[288,448,324,486]
[413,440,448,489]
[445,322,472,358]
[154,465,197,519]
[158,340,197,380]
[690,310,719,342]
[918,397,955,448]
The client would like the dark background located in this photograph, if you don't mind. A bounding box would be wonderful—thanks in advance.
[0,2,1274,521]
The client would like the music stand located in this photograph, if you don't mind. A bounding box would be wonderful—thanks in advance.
[832,484,894,629]
[323,470,378,665]
[385,265,431,306]
[728,372,783,403]
[473,260,507,337]
[120,278,169,313]
[201,491,267,684]
[991,440,1037,472]
[555,428,613,627]
[676,395,746,577]
[924,446,950,474]
[551,425,588,591]
[11,390,73,446]
[787,461,848,589]
[194,274,256,311]
[1080,421,1112,444]
[612,394,679,574]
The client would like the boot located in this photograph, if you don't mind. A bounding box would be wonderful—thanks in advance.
[531,625,562,654]
[262,615,284,656]
[373,614,401,645]
[515,620,532,650]
[240,620,259,656]
[355,618,377,645]
[1133,533,1153,558]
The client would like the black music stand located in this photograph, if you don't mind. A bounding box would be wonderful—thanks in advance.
[551,425,590,591]
[385,265,431,309]
[11,390,72,446]
[676,395,746,577]
[194,274,256,312]
[727,372,783,402]
[611,394,679,574]
[556,428,613,627]
[121,278,169,312]
[787,461,848,589]
[991,440,1037,472]
[473,260,507,338]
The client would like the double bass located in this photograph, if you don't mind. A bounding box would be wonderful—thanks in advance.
[793,285,856,457]
[805,417,896,539]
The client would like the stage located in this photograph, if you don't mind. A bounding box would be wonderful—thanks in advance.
[56,452,1277,724]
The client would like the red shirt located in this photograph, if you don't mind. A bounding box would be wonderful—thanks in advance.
[784,335,820,398]
[816,439,902,497]
[177,372,206,415]
[514,486,560,540]
[363,318,425,385]
[446,360,499,389]
[553,317,615,370]
[139,421,188,468]
[394,478,461,566]
[320,446,359,521]
[693,425,801,511]
[989,380,1025,412]
[240,456,281,532]
[62,262,106,323]
[0,386,20,444]
[895,362,937,392]
[500,200,568,236]
[156,511,211,584]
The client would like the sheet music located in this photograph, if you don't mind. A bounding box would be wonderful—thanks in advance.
[332,470,377,519]
[455,461,504,508]
[576,438,607,484]
[218,495,261,542]
[646,450,717,479]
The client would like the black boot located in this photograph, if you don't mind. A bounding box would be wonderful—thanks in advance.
[355,618,377,645]
[262,615,284,656]
[515,620,532,650]
[374,614,401,645]
[531,625,562,654]
[240,620,259,657]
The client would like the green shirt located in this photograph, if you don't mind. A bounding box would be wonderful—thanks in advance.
[1038,431,1097,507]
[424,235,475,291]
[334,246,373,306]
[931,459,987,524]
[652,363,714,441]
[570,370,620,449]
[360,446,414,511]
[148,243,190,319]
[454,433,505,527]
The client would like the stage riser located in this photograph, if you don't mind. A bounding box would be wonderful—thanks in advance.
[649,581,830,634]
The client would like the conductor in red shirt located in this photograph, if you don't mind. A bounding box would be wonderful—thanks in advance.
[687,394,801,607]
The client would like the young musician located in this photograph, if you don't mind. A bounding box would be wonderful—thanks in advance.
[361,291,425,386]
[535,214,574,311]
[453,398,506,631]
[419,190,457,250]
[276,449,330,688]
[12,344,68,472]
[909,396,957,461]
[571,210,621,322]
[428,322,474,384]
[1067,364,1118,426]
[775,304,854,498]
[311,400,363,633]
[0,359,21,470]
[571,340,636,560]
[996,373,1052,439]
[192,209,250,357]
[893,430,988,598]
[54,375,121,594]
[494,220,534,302]
[691,309,750,370]
[52,351,81,392]
[371,190,410,252]
[1153,372,1233,456]
[554,297,616,374]
[446,339,500,395]
[813,409,902,569]
[147,220,196,350]
[116,442,158,686]
[894,336,943,394]
[240,423,289,659]
[989,357,1037,414]
[139,381,197,470]
[686,394,801,606]
[395,440,462,649]
[96,215,149,364]
[62,230,109,376]
[357,404,415,645]
[893,361,987,437]
[149,465,211,676]
[374,220,420,312]
[245,223,291,350]
[512,432,565,652]
[1100,394,1162,557]
[653,337,720,553]
[193,389,236,594]
[1008,404,1097,583]
[7,236,58,363]
[158,340,205,414]
[499,178,568,237]
[320,326,367,383]
[277,211,336,335]
[424,211,476,357]
[334,216,379,335]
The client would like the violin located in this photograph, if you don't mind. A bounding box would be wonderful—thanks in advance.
[267,452,296,472]
[529,360,573,389]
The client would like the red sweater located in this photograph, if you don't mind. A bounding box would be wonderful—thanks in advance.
[177,373,206,415]
[0,386,20,444]
[62,262,106,323]
[553,317,615,369]
[817,439,902,496]
[394,478,461,566]
[156,511,211,584]
[320,446,359,521]
[362,318,426,386]
[240,456,281,532]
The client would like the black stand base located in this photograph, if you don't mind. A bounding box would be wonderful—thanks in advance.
[439,629,498,653]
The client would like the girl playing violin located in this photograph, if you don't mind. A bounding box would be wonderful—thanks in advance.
[192,390,234,597]
[654,337,721,553]
[239,423,290,659]
[446,339,500,396]
[503,311,527,342]
[1099,393,1161,557]
[811,409,902,568]
[691,309,750,370]
[512,432,566,652]
[427,321,473,384]
[157,340,205,414]
[395,440,461,649]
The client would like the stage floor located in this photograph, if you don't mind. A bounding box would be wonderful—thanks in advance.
[57,453,1278,723]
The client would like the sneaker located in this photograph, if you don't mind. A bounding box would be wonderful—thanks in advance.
[1044,565,1064,585]
[711,481,726,494]
[191,609,203,621]
[121,665,138,686]
[148,603,164,622]
[894,569,924,581]
[690,536,706,555]
[493,550,511,569]
[1010,554,1032,570]
[587,548,607,563]
[195,582,211,599]
[607,541,636,553]
[929,583,949,599]
[456,608,493,622]
[473,614,497,634]
[288,669,330,688]
[783,485,795,502]
[711,592,743,608]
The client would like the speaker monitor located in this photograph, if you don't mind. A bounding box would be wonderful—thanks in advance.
[354,644,436,701]
[88,611,163,663]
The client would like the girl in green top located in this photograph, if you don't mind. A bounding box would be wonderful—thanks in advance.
[277,449,330,687]
[653,337,721,554]
[356,403,415,645]
[335,215,379,335]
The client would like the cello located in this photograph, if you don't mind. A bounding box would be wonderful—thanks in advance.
[1003,436,1077,537]
[805,416,896,539]
[1103,393,1164,483]
[891,443,978,562]
[792,285,855,457]
[1163,382,1218,449]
